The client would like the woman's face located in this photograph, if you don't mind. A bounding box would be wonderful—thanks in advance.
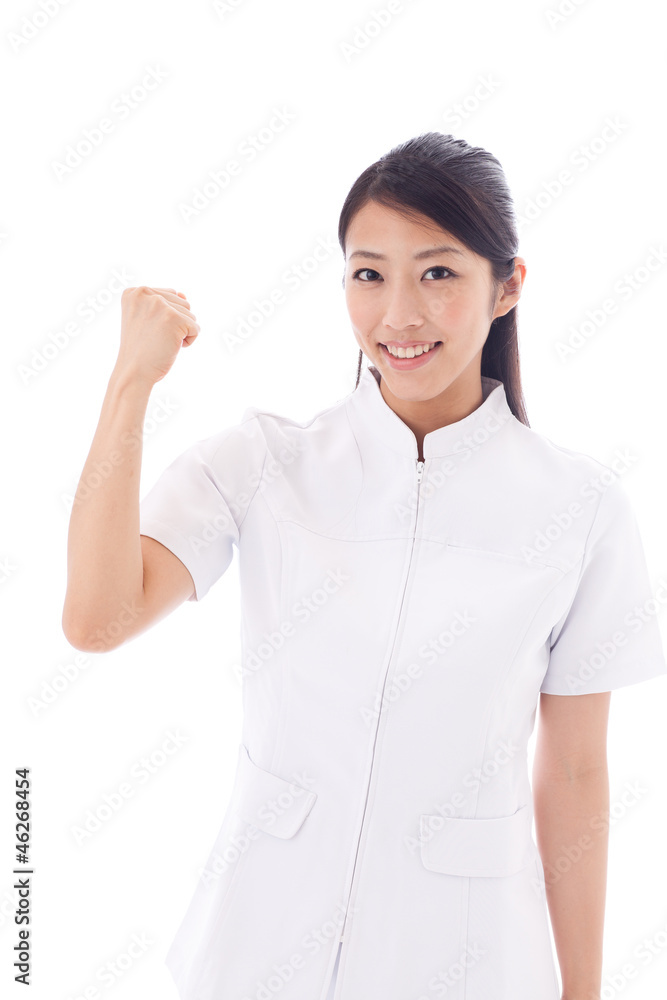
[343,199,524,404]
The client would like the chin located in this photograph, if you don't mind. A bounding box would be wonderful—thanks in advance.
[385,368,452,399]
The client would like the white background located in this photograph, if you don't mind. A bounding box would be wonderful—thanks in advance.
[2,0,666,997]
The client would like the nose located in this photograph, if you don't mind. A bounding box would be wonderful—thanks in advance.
[381,279,426,333]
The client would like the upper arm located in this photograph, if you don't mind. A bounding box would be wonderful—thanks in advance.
[136,534,196,632]
[62,536,195,652]
[137,416,266,609]
[534,691,611,781]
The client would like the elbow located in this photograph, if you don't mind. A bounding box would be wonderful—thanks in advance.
[62,587,147,652]
[61,608,122,654]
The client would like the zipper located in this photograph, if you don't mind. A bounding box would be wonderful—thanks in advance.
[337,457,425,947]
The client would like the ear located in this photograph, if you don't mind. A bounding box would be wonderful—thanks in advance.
[492,257,526,320]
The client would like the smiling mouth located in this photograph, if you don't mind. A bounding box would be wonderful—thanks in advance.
[380,341,442,359]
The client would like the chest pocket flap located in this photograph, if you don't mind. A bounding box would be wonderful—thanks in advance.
[234,744,317,839]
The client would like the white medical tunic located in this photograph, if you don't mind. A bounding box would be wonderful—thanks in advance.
[139,365,667,1000]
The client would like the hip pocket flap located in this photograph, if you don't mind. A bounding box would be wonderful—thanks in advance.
[419,804,537,877]
[234,744,317,839]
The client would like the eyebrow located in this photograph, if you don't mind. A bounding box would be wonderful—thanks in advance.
[348,244,466,261]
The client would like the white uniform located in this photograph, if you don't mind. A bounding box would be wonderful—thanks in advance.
[139,364,667,1000]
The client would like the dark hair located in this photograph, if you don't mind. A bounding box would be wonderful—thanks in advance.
[338,132,529,426]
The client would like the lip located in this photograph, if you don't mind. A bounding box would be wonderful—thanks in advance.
[381,340,439,347]
[379,341,442,370]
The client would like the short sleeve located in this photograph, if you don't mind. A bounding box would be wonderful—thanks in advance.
[139,410,267,602]
[540,476,667,695]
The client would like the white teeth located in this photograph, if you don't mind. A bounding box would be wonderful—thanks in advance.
[385,342,437,359]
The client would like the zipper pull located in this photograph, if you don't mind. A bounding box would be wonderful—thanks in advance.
[416,460,424,484]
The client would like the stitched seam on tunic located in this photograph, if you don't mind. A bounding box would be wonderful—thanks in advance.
[271,519,421,540]
[444,571,568,997]
[186,815,258,995]
[272,515,289,777]
[344,394,366,535]
[252,414,288,777]
[442,541,572,573]
[205,412,268,533]
[271,520,575,574]
[473,568,577,816]
[531,855,562,996]
[547,478,613,650]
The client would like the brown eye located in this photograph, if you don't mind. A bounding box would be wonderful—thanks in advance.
[423,267,455,280]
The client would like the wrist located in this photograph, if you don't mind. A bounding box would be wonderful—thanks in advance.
[108,362,155,397]
[561,992,601,1000]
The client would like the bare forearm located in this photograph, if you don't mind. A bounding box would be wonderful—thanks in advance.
[533,763,609,1000]
[62,365,153,650]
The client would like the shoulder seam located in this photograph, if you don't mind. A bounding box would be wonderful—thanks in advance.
[242,389,353,434]
[566,474,616,595]
[207,412,268,532]
[512,420,612,473]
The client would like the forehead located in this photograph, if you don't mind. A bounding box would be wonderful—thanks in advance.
[346,200,470,258]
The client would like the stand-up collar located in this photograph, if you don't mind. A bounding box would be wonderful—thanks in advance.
[346,364,514,459]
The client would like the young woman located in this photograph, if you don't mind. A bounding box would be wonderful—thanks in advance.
[63,133,666,1000]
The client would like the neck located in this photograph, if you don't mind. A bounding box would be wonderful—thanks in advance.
[375,368,485,460]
